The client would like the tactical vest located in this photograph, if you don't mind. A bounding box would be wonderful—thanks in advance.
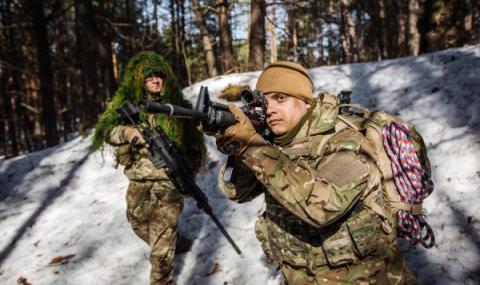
[255,93,390,270]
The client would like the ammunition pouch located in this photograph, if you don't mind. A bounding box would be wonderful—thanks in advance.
[257,195,384,270]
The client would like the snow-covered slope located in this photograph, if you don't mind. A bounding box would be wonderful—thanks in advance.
[1,45,479,285]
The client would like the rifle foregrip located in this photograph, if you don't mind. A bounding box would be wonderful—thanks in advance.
[210,110,237,127]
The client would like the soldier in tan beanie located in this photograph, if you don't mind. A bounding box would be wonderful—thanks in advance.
[256,61,314,138]
[210,60,416,284]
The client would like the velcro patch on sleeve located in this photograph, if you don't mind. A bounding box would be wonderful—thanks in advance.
[318,151,368,188]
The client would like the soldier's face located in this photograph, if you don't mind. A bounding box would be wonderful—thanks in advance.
[144,76,164,95]
[265,93,310,136]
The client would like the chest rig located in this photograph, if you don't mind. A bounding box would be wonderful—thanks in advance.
[255,93,387,269]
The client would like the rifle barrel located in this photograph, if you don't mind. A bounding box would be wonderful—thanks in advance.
[207,210,242,255]
[144,102,208,120]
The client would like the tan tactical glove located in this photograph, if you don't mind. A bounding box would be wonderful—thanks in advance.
[215,103,266,155]
[124,127,146,145]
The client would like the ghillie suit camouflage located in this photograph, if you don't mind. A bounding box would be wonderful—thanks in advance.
[218,62,419,285]
[93,51,205,284]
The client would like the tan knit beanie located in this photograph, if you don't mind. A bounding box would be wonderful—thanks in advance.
[255,61,313,102]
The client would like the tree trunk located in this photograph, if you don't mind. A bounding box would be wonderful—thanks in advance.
[397,0,407,57]
[471,1,480,44]
[248,0,265,71]
[96,1,116,100]
[326,0,335,65]
[378,0,388,59]
[408,0,421,55]
[169,0,188,84]
[26,0,59,147]
[287,1,298,62]
[342,1,358,62]
[311,1,324,64]
[178,0,192,85]
[23,28,43,150]
[419,0,433,53]
[191,0,218,77]
[266,3,278,63]
[339,2,351,63]
[75,0,101,130]
[216,0,238,73]
[1,0,19,155]
[355,1,365,61]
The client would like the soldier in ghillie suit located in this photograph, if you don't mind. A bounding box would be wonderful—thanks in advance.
[212,61,416,284]
[92,51,205,285]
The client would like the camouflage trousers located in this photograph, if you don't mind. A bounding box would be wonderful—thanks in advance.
[279,243,417,285]
[126,180,183,285]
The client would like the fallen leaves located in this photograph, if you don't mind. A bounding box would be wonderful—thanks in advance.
[16,277,31,285]
[204,262,222,276]
[49,254,76,265]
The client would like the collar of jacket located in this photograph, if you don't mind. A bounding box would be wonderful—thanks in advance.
[276,92,339,147]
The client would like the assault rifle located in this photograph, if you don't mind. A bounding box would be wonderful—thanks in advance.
[116,102,242,255]
[142,86,270,137]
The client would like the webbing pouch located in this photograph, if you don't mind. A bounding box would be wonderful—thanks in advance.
[346,210,380,257]
[322,226,358,266]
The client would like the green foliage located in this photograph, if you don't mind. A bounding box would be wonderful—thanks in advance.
[218,84,249,102]
[92,51,206,172]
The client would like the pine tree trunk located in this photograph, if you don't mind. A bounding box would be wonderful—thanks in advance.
[355,1,365,61]
[419,0,433,53]
[397,0,407,57]
[342,1,358,62]
[191,0,218,77]
[472,2,480,44]
[248,0,265,71]
[266,3,278,63]
[178,1,192,85]
[340,2,351,63]
[1,0,19,155]
[75,0,101,130]
[287,1,298,62]
[408,0,421,55]
[216,0,238,74]
[169,0,188,84]
[326,0,335,64]
[312,1,324,64]
[23,30,43,151]
[26,0,59,147]
[96,2,116,100]
[378,0,388,59]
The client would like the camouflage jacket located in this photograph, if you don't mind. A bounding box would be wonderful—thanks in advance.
[219,93,390,270]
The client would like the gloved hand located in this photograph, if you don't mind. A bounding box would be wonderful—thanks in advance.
[215,103,264,155]
[124,127,146,145]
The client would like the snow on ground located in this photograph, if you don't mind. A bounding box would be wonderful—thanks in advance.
[1,45,480,285]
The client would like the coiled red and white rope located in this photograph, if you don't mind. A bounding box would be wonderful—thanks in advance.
[382,121,435,248]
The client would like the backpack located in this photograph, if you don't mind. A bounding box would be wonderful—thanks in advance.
[335,99,435,249]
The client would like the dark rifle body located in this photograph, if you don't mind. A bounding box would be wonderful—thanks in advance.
[144,86,268,135]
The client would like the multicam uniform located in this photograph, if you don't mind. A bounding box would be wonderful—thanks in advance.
[109,120,182,285]
[219,93,416,284]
